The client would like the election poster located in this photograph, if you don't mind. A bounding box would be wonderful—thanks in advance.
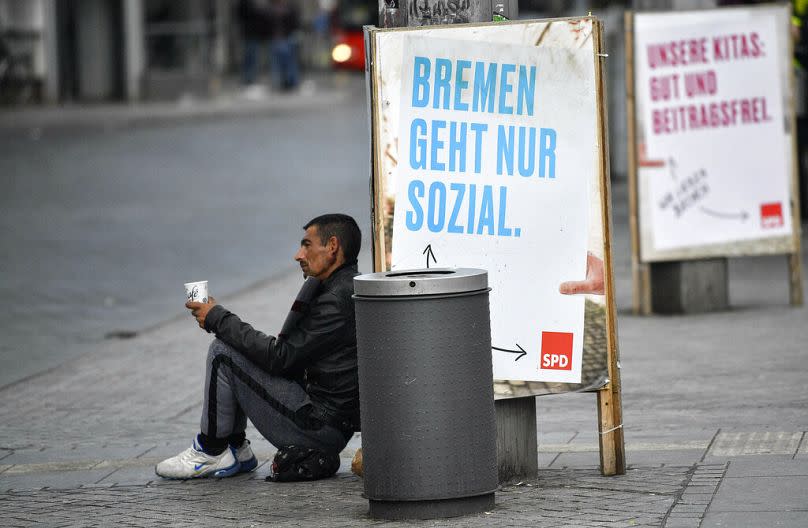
[631,5,798,262]
[366,18,615,388]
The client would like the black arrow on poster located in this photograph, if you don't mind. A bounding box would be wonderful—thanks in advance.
[492,344,527,361]
[699,206,749,222]
[423,244,437,268]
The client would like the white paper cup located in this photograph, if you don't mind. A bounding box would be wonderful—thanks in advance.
[184,280,209,303]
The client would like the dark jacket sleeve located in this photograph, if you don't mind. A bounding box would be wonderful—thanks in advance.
[204,295,349,377]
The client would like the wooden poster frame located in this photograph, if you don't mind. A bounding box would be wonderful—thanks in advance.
[625,5,804,315]
[365,17,625,476]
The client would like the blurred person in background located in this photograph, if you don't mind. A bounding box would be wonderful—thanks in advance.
[313,0,338,69]
[268,0,301,91]
[237,0,273,93]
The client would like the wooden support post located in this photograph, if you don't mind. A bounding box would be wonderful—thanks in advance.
[365,29,386,274]
[787,29,805,307]
[596,17,626,476]
[597,387,625,476]
[495,397,538,483]
[625,11,651,316]
[788,252,804,306]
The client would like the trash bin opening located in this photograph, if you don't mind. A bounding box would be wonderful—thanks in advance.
[385,270,455,278]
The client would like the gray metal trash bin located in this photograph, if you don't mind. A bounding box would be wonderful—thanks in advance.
[353,268,497,520]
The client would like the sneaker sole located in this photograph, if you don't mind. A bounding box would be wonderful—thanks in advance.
[238,456,258,474]
[212,461,241,478]
[155,460,240,480]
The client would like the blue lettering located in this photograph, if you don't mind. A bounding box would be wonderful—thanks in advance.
[517,66,536,116]
[448,183,465,233]
[498,63,516,115]
[467,184,476,234]
[477,185,495,235]
[412,57,430,108]
[539,128,557,178]
[470,123,487,174]
[497,186,512,236]
[406,180,425,230]
[454,60,471,112]
[427,181,446,232]
[433,58,452,110]
[448,121,467,173]
[472,62,497,113]
[410,119,427,170]
[518,126,536,177]
[430,120,446,171]
[497,125,514,176]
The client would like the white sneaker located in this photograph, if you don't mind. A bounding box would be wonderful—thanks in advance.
[233,439,258,473]
[155,436,239,479]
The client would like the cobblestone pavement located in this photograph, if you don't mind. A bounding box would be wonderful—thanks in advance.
[0,465,698,527]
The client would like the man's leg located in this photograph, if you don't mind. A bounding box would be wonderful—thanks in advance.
[242,39,258,85]
[154,339,248,479]
[156,339,350,479]
[201,339,349,454]
[285,38,300,89]
[270,39,283,90]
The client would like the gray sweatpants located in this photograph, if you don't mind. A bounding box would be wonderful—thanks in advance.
[200,339,350,453]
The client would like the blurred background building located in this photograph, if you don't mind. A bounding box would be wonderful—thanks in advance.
[0,0,379,104]
[0,0,804,189]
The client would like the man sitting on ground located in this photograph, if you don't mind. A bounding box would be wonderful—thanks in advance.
[156,213,361,480]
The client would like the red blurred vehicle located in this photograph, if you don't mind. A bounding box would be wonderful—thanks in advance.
[331,0,375,71]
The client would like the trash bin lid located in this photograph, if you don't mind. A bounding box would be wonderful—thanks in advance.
[353,268,488,297]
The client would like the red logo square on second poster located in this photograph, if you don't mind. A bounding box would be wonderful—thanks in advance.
[760,202,784,229]
[540,331,573,371]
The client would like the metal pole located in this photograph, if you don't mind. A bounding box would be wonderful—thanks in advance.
[123,0,144,102]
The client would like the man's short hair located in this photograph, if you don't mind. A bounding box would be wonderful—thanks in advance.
[304,214,362,263]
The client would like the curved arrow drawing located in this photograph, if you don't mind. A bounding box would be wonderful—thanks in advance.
[423,244,437,268]
[492,344,527,361]
[699,206,748,221]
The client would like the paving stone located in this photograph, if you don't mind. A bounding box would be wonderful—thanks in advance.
[708,475,808,512]
[538,451,561,468]
[624,450,703,468]
[3,445,153,467]
[663,519,700,528]
[667,511,703,518]
[670,504,707,513]
[676,498,710,507]
[708,432,802,456]
[91,465,158,487]
[677,486,714,494]
[702,511,808,528]
[2,469,112,492]
[721,456,808,478]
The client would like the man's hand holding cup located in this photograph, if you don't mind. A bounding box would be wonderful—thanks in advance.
[184,280,217,329]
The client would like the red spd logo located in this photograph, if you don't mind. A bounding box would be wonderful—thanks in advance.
[760,202,784,229]
[540,331,573,371]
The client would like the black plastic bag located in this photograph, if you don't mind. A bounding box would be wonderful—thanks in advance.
[266,445,340,482]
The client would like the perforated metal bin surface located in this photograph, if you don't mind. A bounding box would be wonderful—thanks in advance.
[353,268,497,519]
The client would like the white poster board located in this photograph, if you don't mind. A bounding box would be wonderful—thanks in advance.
[367,19,610,384]
[633,4,797,261]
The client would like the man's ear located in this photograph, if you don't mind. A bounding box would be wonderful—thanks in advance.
[327,235,340,257]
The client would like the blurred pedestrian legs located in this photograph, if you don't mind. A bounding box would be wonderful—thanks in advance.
[268,0,301,91]
[271,38,299,91]
[237,0,273,93]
